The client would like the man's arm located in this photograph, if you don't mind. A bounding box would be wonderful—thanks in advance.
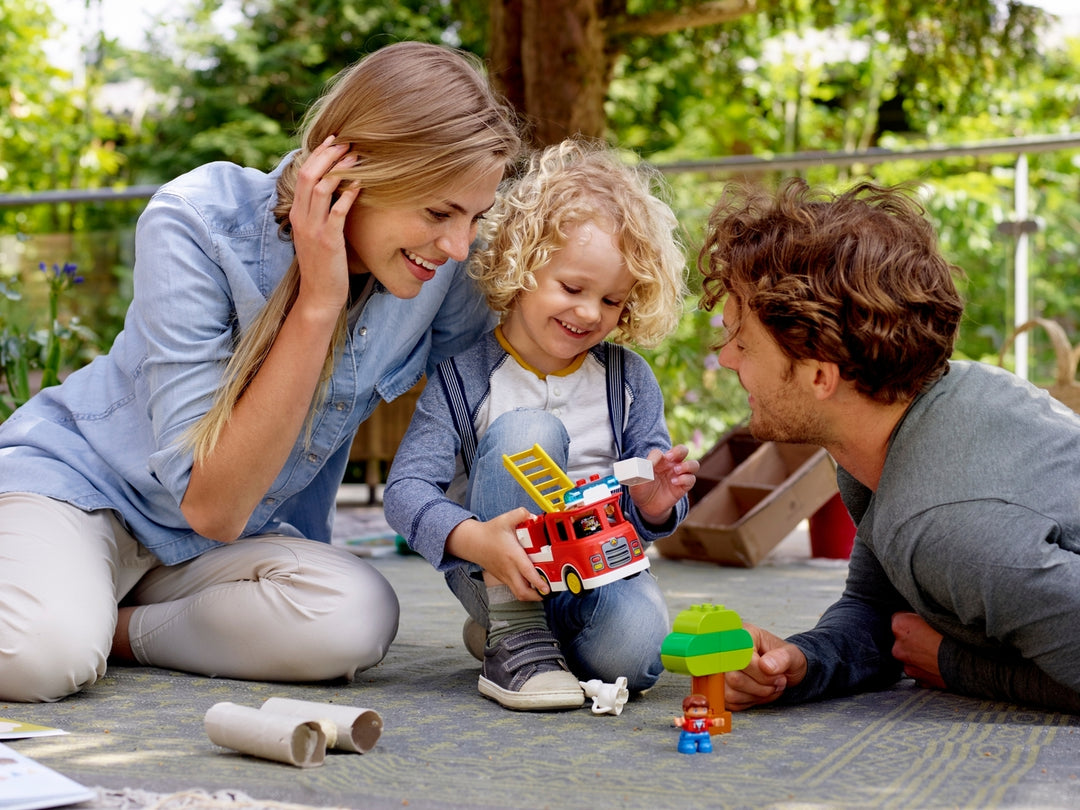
[939,636,1080,712]
[892,612,1080,712]
[773,540,909,705]
[908,504,1080,704]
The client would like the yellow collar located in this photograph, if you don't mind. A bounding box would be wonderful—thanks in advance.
[494,325,588,380]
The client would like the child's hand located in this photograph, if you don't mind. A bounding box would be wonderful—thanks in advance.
[445,507,549,602]
[628,445,699,525]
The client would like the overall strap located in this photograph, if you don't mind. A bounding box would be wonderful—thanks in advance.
[435,359,477,477]
[604,343,626,458]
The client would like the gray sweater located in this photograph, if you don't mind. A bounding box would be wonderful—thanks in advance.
[784,360,1080,711]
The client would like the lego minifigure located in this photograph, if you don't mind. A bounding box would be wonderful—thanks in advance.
[674,694,722,754]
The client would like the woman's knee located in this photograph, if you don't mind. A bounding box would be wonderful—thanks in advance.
[289,549,401,680]
[0,612,109,702]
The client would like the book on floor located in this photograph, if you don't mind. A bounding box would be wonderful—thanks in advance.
[0,741,95,810]
[0,720,67,741]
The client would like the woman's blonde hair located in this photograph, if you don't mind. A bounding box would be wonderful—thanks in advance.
[471,139,687,348]
[187,42,522,462]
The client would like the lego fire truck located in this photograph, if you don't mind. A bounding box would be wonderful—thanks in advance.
[501,446,653,596]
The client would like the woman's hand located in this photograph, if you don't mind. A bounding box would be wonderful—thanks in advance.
[289,136,361,319]
[628,445,699,525]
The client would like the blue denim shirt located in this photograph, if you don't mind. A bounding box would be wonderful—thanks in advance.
[0,155,495,565]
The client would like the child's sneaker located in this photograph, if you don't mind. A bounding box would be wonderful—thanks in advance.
[478,627,585,711]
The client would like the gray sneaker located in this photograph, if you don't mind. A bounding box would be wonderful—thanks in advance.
[478,627,585,711]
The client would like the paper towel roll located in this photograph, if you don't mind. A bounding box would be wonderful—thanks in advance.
[260,697,383,753]
[204,702,326,767]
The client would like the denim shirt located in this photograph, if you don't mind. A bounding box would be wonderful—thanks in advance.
[0,156,495,565]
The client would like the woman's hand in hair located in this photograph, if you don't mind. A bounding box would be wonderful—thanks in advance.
[289,136,361,322]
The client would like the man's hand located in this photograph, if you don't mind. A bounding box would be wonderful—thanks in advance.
[891,612,945,689]
[724,622,808,711]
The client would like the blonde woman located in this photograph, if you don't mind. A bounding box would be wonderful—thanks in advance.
[0,41,522,702]
[384,140,698,711]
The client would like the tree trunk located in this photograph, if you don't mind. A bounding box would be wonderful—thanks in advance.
[489,0,613,146]
[487,0,758,147]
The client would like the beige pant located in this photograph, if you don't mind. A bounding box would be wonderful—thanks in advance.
[0,493,399,702]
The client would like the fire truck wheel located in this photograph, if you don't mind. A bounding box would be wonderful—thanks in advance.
[564,567,584,596]
[535,568,552,595]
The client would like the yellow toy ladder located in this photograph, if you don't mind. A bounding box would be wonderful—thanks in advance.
[502,444,575,513]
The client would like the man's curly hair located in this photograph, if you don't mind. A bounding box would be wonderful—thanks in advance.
[470,139,687,348]
[699,178,964,404]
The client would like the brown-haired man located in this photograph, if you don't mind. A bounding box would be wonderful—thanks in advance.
[700,178,1080,713]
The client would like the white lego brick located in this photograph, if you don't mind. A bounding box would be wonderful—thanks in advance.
[613,457,654,486]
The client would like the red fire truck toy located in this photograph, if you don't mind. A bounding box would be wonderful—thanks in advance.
[501,445,653,596]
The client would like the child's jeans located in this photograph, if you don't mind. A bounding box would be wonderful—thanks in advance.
[445,408,669,692]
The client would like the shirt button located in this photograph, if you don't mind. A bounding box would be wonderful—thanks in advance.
[263,497,276,505]
[359,327,368,336]
[335,402,346,411]
[553,387,561,397]
[551,408,561,417]
[307,453,319,464]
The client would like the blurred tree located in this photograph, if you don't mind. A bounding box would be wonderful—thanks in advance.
[126,0,463,177]
[0,0,148,234]
[11,0,1075,446]
[475,0,1047,148]
[483,0,754,146]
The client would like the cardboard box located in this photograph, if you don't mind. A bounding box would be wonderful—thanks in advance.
[656,439,837,567]
[688,423,762,505]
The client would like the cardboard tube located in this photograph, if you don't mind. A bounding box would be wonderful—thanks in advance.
[204,702,326,767]
[260,697,383,754]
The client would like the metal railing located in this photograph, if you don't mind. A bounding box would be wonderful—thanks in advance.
[4,132,1080,376]
[651,133,1080,379]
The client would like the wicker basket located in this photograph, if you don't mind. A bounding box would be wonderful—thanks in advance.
[998,317,1080,412]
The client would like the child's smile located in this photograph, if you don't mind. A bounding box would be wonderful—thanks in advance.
[501,221,634,375]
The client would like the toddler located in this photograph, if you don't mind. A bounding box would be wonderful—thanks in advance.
[384,139,697,711]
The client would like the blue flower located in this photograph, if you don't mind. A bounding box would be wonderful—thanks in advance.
[39,262,84,289]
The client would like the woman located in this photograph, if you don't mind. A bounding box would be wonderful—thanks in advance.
[0,41,522,702]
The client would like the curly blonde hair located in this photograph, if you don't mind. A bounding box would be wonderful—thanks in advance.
[186,42,522,462]
[470,139,687,348]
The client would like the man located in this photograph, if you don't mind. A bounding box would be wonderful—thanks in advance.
[699,178,1080,713]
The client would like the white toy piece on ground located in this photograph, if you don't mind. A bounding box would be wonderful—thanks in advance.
[580,676,630,715]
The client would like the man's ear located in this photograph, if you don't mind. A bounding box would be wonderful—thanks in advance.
[810,361,841,400]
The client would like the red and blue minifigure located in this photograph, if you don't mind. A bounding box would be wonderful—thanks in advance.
[674,693,722,754]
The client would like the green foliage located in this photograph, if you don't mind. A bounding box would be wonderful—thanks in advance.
[6,0,1080,448]
[127,0,467,178]
[607,0,1079,447]
[0,0,151,236]
[639,304,749,451]
[0,262,97,418]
